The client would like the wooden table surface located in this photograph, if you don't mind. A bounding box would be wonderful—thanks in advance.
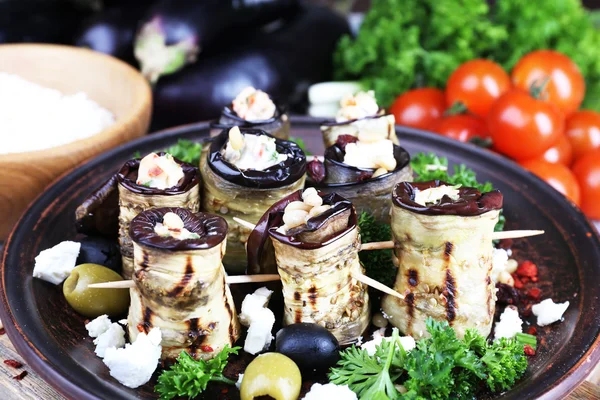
[0,325,598,399]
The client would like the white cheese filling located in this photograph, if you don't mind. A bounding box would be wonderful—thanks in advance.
[137,152,184,190]
[239,287,275,355]
[222,127,288,171]
[232,86,276,121]
[494,306,523,340]
[336,90,379,122]
[343,139,396,171]
[33,241,81,285]
[103,327,162,389]
[532,298,570,326]
[414,184,461,206]
[277,188,331,234]
[153,212,200,240]
[303,383,358,400]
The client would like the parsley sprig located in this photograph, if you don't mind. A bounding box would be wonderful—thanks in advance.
[329,318,528,400]
[133,139,203,166]
[358,212,395,287]
[155,346,240,400]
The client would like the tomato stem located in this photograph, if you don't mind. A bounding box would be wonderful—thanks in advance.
[444,101,468,116]
[529,78,550,100]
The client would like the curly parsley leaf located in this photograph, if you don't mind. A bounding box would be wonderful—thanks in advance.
[289,136,311,155]
[357,212,396,287]
[163,139,203,165]
[155,346,239,400]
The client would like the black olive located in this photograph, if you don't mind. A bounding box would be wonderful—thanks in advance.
[275,323,340,374]
[76,236,122,273]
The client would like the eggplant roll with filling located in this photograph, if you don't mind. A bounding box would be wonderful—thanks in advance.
[306,138,412,223]
[200,127,306,273]
[117,153,200,278]
[381,181,503,339]
[247,190,370,345]
[128,207,239,360]
[211,86,290,140]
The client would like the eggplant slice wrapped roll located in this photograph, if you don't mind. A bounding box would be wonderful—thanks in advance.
[381,181,503,339]
[321,91,397,148]
[307,135,412,223]
[211,86,290,140]
[247,189,370,345]
[128,207,239,360]
[117,153,201,278]
[200,127,306,273]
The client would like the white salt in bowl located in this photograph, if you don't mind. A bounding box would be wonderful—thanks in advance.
[0,44,152,239]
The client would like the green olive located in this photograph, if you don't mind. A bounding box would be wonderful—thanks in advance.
[240,352,302,400]
[63,264,129,318]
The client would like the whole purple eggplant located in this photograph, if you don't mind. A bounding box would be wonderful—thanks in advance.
[151,4,350,130]
[74,5,150,65]
[135,0,299,83]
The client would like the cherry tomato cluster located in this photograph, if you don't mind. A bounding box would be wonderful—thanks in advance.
[390,51,600,220]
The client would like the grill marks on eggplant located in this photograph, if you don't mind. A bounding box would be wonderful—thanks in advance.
[407,269,419,287]
[222,280,237,346]
[141,251,150,269]
[167,256,194,298]
[443,242,457,324]
[141,307,153,334]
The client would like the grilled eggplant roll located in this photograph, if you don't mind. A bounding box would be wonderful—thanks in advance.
[117,153,200,278]
[381,181,503,339]
[306,135,412,223]
[200,127,306,273]
[320,91,397,148]
[128,207,239,360]
[247,189,370,345]
[211,86,290,140]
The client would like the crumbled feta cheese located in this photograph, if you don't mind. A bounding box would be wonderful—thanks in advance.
[103,327,162,389]
[86,315,112,338]
[303,383,358,400]
[491,248,510,284]
[236,373,244,390]
[532,299,570,326]
[94,323,126,358]
[232,86,276,121]
[222,132,287,171]
[137,152,184,189]
[343,139,396,171]
[361,328,415,357]
[414,185,461,206]
[336,91,379,122]
[33,241,81,285]
[118,319,127,326]
[494,306,523,340]
[154,212,200,240]
[240,287,273,327]
[240,287,275,355]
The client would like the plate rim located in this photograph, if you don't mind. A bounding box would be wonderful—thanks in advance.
[1,117,599,399]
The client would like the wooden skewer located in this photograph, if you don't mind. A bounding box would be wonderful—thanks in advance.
[359,241,395,251]
[88,274,282,289]
[351,271,404,300]
[490,230,545,240]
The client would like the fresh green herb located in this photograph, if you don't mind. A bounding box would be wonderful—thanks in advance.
[357,212,396,287]
[163,139,203,165]
[133,150,141,159]
[289,136,311,155]
[329,318,528,400]
[141,181,152,188]
[334,0,600,111]
[155,346,240,400]
[333,0,506,107]
[515,332,538,350]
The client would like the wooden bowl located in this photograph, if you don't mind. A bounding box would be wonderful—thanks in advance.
[0,44,152,239]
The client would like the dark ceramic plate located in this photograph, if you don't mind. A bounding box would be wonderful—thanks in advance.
[1,118,599,400]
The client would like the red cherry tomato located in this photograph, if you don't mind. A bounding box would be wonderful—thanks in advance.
[487,89,564,160]
[572,150,600,219]
[519,159,581,206]
[430,114,488,143]
[565,110,600,160]
[533,134,573,166]
[390,88,446,130]
[445,59,511,118]
[512,50,585,117]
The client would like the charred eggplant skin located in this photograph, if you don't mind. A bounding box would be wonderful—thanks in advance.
[207,128,306,189]
[393,180,503,216]
[75,175,120,238]
[212,103,290,140]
